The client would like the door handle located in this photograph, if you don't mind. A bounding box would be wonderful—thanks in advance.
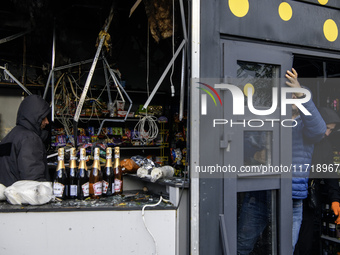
[220,133,232,152]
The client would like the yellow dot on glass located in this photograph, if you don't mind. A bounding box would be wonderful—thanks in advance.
[228,0,249,18]
[278,2,293,21]
[244,83,255,97]
[318,0,328,5]
[323,19,338,42]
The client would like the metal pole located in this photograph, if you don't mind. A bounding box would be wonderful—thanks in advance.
[54,58,97,72]
[191,0,200,254]
[142,39,186,110]
[179,46,186,121]
[43,21,56,100]
[102,56,112,105]
[0,67,32,95]
[178,0,188,121]
[73,6,114,123]
[73,4,114,148]
[179,0,188,41]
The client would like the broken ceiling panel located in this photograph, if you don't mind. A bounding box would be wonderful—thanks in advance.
[144,0,173,43]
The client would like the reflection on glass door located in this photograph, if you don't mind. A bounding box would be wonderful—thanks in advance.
[236,60,279,255]
[237,190,277,255]
[238,131,276,255]
[237,61,279,108]
[244,131,272,166]
[220,40,293,255]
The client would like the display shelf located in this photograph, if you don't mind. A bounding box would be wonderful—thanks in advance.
[54,117,141,121]
[125,174,189,189]
[0,189,174,213]
[120,146,160,150]
[321,234,340,244]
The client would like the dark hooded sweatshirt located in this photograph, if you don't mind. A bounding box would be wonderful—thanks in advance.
[0,95,51,187]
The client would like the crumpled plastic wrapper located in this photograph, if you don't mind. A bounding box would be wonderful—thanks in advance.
[4,181,54,205]
[0,183,6,200]
[137,167,152,178]
[150,166,175,182]
[131,155,158,171]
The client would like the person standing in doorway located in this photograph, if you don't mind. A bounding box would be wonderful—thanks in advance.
[294,107,340,255]
[237,68,326,254]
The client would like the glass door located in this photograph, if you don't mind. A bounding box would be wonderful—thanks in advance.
[219,40,293,255]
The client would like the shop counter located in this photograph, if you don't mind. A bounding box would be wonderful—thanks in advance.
[0,176,189,255]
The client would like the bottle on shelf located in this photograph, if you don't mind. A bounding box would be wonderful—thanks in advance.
[89,147,103,199]
[323,204,330,236]
[68,147,78,199]
[102,147,114,196]
[328,207,337,238]
[53,147,68,199]
[114,146,123,195]
[77,148,89,200]
[336,223,340,239]
[327,96,330,108]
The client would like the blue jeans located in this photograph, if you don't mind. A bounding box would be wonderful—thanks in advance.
[292,199,303,252]
[237,192,302,255]
[237,191,271,255]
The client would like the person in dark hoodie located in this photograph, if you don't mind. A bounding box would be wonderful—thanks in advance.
[0,94,51,187]
[294,106,340,255]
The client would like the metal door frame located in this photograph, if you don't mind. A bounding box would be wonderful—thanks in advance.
[220,40,294,255]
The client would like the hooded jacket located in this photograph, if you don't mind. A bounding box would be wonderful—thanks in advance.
[292,99,326,199]
[0,95,51,187]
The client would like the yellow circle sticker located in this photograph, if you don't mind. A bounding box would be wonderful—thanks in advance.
[278,2,293,21]
[228,0,249,18]
[244,83,255,97]
[318,0,328,5]
[323,19,338,42]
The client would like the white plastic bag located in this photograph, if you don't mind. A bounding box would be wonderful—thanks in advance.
[150,166,175,182]
[0,183,6,200]
[4,180,54,205]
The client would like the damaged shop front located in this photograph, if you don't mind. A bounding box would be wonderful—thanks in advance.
[4,0,340,254]
[0,1,189,254]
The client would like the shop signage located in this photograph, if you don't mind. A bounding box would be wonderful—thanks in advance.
[198,82,312,128]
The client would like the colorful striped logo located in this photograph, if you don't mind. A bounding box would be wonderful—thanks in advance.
[197,82,223,115]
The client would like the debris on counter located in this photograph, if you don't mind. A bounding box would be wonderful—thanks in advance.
[0,190,174,211]
[120,158,139,174]
[150,166,175,182]
[137,167,152,178]
[0,183,6,200]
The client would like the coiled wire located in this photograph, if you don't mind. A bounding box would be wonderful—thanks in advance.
[134,115,159,145]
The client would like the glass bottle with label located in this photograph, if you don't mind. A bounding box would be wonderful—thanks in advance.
[68,147,78,199]
[102,147,114,196]
[329,208,337,238]
[77,148,89,200]
[323,204,330,236]
[53,147,68,199]
[89,147,103,199]
[114,146,123,195]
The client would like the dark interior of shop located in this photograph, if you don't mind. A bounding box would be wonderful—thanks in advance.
[294,55,340,150]
[0,0,189,168]
[0,0,185,94]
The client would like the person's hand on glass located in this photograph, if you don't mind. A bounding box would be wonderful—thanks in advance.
[285,68,304,98]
